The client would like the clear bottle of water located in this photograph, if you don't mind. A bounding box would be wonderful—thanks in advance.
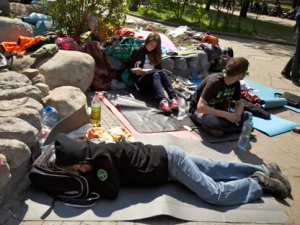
[237,115,253,150]
[41,105,59,128]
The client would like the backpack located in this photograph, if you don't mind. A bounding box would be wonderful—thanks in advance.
[210,54,230,72]
[105,37,137,62]
[84,41,112,90]
[28,143,100,219]
[274,92,300,108]
[197,43,222,63]
[221,47,234,58]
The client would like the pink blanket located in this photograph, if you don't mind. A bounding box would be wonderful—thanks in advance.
[134,30,177,51]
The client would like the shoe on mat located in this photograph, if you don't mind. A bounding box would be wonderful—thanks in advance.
[159,99,172,113]
[292,79,300,87]
[281,72,291,80]
[202,124,224,137]
[266,162,292,195]
[170,97,179,110]
[251,171,288,199]
[292,126,300,134]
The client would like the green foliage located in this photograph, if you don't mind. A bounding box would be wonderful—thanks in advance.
[165,0,189,20]
[46,0,128,38]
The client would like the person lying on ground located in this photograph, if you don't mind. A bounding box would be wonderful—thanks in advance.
[55,133,291,206]
[127,32,179,113]
[189,57,252,137]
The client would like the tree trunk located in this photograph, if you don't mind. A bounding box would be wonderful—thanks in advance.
[205,3,211,10]
[239,1,250,17]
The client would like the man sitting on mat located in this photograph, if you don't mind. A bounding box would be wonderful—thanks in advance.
[189,57,251,137]
[55,133,291,206]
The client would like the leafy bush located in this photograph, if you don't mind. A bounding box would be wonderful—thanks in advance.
[46,0,128,39]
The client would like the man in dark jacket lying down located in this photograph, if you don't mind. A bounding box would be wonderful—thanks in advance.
[55,133,291,205]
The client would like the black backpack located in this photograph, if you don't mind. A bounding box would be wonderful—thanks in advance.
[28,143,100,219]
[274,92,300,108]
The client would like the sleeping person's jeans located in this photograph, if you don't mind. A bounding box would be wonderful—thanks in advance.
[164,145,265,206]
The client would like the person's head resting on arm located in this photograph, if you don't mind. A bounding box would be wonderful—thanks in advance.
[224,57,249,85]
[144,32,162,65]
[54,134,93,175]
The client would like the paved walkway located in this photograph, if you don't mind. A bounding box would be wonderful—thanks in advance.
[1,12,300,225]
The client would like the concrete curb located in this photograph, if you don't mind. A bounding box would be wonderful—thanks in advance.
[128,13,296,47]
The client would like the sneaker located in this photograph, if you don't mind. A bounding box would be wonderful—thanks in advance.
[170,97,179,110]
[159,99,172,113]
[202,124,224,137]
[292,79,300,87]
[292,126,300,134]
[266,162,291,195]
[251,171,288,199]
[281,72,291,79]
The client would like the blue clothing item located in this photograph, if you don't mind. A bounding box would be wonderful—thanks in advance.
[192,110,252,134]
[164,145,265,206]
[136,71,176,101]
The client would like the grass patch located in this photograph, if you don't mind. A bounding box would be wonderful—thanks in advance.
[131,5,295,44]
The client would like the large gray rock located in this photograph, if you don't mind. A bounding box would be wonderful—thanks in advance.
[9,2,44,18]
[0,16,33,43]
[38,50,95,93]
[9,50,95,92]
[0,107,42,131]
[21,68,40,79]
[34,82,49,97]
[0,71,32,90]
[43,86,88,120]
[161,58,174,71]
[173,57,187,70]
[0,97,43,116]
[0,0,10,16]
[31,74,45,85]
[0,85,42,102]
[0,139,31,170]
[8,53,35,73]
[0,154,11,190]
[0,117,39,149]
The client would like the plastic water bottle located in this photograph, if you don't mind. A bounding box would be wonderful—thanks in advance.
[90,92,101,127]
[41,105,59,128]
[237,115,253,150]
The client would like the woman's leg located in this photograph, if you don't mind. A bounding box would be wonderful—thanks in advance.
[151,72,167,101]
[159,71,177,99]
[164,145,263,206]
[136,73,166,101]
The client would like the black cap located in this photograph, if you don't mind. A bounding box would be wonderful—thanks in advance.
[55,133,90,167]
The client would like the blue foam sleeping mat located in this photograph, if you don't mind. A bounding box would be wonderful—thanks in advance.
[243,78,300,113]
[190,79,299,136]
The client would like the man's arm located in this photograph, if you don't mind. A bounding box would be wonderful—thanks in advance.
[197,97,243,123]
[234,99,244,117]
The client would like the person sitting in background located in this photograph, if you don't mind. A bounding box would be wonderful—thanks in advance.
[189,57,251,137]
[146,23,153,31]
[55,133,291,205]
[128,32,179,113]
